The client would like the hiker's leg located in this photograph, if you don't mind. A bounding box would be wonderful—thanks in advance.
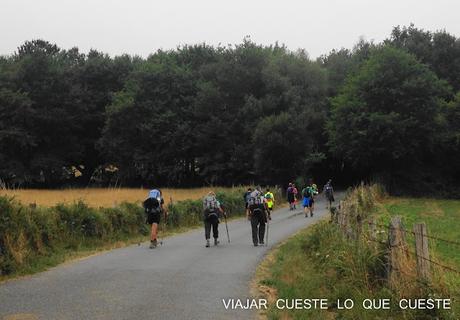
[251,215,259,245]
[258,217,266,243]
[150,223,158,241]
[204,219,211,240]
[212,216,219,239]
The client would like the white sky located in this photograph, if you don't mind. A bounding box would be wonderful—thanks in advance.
[1,0,459,58]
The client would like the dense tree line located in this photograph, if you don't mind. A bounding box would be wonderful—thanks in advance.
[1,25,459,196]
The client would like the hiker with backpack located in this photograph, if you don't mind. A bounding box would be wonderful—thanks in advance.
[292,184,299,209]
[310,180,319,212]
[248,186,269,246]
[264,188,274,220]
[323,179,335,208]
[302,182,315,217]
[286,183,295,210]
[143,189,167,249]
[203,191,226,247]
[244,187,253,218]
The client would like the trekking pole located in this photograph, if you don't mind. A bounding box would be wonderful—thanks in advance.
[224,213,230,243]
[159,221,164,246]
[265,213,269,246]
[159,211,166,246]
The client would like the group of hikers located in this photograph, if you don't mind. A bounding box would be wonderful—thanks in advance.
[142,181,334,249]
[287,179,334,217]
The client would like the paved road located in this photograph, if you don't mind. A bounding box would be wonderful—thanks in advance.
[0,196,334,320]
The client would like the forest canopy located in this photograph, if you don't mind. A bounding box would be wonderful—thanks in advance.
[1,25,459,196]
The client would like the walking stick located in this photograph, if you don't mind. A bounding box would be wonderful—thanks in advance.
[265,211,269,246]
[159,210,167,246]
[223,213,230,243]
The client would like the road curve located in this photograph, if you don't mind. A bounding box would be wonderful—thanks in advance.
[0,196,333,320]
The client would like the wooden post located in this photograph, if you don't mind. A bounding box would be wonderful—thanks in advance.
[387,216,408,286]
[330,206,336,223]
[370,217,377,241]
[338,201,345,228]
[414,223,431,281]
[356,214,362,238]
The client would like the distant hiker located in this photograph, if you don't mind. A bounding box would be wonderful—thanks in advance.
[264,188,274,220]
[302,182,315,217]
[310,180,319,212]
[244,187,253,217]
[323,179,335,208]
[248,186,268,246]
[292,184,298,209]
[143,189,166,249]
[203,191,226,247]
[287,183,295,210]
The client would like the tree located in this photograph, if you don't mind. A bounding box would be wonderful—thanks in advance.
[0,89,34,186]
[99,60,198,186]
[388,25,460,91]
[327,46,451,178]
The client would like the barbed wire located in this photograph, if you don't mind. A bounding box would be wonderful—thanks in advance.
[360,218,460,246]
[362,239,460,277]
[339,217,460,274]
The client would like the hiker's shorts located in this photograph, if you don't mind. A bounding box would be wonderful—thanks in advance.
[147,213,161,224]
[303,197,312,208]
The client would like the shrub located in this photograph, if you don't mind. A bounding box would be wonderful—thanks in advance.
[0,187,252,276]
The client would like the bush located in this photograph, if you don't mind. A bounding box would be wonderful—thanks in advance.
[0,187,255,276]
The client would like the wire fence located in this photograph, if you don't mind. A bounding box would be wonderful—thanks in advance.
[333,206,460,277]
[367,220,460,246]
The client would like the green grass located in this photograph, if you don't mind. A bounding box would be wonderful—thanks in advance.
[257,191,459,320]
[375,198,460,304]
[378,198,460,267]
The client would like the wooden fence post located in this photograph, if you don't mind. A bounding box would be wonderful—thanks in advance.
[336,201,341,225]
[330,206,337,223]
[386,216,409,287]
[356,214,362,238]
[414,223,431,281]
[370,217,377,241]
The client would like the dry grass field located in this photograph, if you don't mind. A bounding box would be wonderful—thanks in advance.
[0,187,241,207]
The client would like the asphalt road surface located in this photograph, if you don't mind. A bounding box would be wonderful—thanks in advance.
[0,196,335,320]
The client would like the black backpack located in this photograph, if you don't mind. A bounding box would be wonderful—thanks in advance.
[144,198,162,216]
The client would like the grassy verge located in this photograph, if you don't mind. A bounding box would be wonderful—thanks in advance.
[255,186,459,320]
[375,197,460,299]
[0,187,283,281]
[376,198,460,268]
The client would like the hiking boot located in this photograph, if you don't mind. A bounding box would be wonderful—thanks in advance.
[149,239,157,249]
[259,241,264,245]
[206,239,210,247]
[214,239,219,246]
[310,212,314,217]
[253,242,259,247]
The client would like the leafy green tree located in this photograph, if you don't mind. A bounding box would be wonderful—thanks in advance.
[388,24,460,91]
[99,60,198,186]
[328,46,451,177]
[0,89,34,186]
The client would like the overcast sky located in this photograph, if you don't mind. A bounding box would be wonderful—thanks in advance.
[2,0,459,58]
